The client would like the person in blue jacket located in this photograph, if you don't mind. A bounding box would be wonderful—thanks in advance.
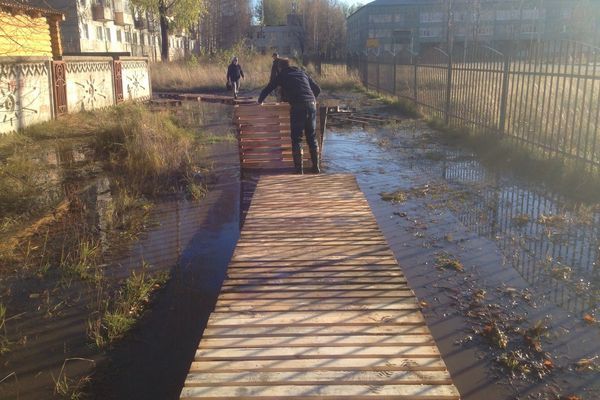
[227,57,244,99]
[257,58,321,174]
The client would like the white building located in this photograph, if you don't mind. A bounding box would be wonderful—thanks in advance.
[31,0,194,61]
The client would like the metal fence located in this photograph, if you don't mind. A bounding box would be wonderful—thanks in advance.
[348,39,600,174]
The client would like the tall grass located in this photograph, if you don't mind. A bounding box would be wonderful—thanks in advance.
[151,51,363,93]
[87,264,169,348]
[151,53,274,92]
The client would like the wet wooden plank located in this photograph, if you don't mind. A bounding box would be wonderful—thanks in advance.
[180,174,459,399]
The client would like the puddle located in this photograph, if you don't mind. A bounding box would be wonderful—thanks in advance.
[324,125,600,399]
[2,100,599,399]
[0,102,241,399]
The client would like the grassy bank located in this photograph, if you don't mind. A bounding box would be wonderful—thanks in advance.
[151,52,363,93]
[0,104,201,235]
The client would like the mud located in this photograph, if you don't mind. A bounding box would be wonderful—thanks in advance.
[324,123,600,399]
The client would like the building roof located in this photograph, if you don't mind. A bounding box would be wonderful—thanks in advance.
[0,1,64,19]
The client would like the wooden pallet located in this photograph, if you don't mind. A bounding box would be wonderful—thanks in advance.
[234,104,327,171]
[156,92,257,105]
[180,174,460,400]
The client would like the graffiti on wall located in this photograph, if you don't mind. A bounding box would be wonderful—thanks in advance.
[122,60,150,101]
[66,60,114,111]
[126,71,146,100]
[74,76,108,111]
[0,63,49,131]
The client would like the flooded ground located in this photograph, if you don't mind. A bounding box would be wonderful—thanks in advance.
[324,122,600,399]
[1,96,599,399]
[0,102,241,399]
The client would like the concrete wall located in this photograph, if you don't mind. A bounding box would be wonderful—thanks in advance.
[0,55,151,134]
[0,57,54,134]
[120,57,151,101]
[63,56,115,111]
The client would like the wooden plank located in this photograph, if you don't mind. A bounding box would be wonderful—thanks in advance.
[206,311,425,326]
[181,384,460,398]
[187,357,448,372]
[201,324,432,338]
[184,370,452,385]
[180,174,458,399]
[199,335,434,349]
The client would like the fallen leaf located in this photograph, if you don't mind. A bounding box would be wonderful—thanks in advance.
[419,300,429,308]
[543,359,554,369]
[583,314,597,324]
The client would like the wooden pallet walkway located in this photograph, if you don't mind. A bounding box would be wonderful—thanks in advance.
[234,104,327,171]
[180,174,460,399]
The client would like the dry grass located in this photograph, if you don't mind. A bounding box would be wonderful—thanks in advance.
[151,53,274,92]
[151,52,364,94]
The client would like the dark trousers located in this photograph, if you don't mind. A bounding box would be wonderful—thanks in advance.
[290,102,318,154]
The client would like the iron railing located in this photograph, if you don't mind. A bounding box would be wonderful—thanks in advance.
[348,39,600,174]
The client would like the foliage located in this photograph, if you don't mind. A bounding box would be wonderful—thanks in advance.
[131,0,206,31]
[255,0,289,25]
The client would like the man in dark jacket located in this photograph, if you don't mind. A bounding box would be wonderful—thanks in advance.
[258,58,321,174]
[226,57,244,99]
[269,52,283,102]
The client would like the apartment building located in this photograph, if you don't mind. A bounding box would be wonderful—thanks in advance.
[31,0,194,61]
[347,0,599,54]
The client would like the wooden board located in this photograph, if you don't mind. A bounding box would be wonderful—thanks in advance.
[234,104,327,171]
[180,174,459,399]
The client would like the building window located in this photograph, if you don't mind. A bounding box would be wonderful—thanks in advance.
[96,26,103,41]
[394,14,405,23]
[81,23,89,39]
[140,33,145,45]
[125,31,131,43]
[369,14,392,23]
[105,27,111,42]
[420,12,444,23]
[477,25,493,36]
[521,24,540,34]
[420,27,442,38]
[116,29,122,42]
[133,32,138,45]
[522,9,544,20]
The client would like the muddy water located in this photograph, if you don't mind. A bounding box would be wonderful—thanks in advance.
[0,103,241,399]
[3,100,599,399]
[324,125,600,399]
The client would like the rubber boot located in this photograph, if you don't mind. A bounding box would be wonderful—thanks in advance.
[293,148,303,175]
[310,147,320,174]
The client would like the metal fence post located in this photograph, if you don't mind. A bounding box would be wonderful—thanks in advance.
[392,55,397,95]
[445,52,452,125]
[498,55,510,133]
[413,58,418,103]
[376,58,380,92]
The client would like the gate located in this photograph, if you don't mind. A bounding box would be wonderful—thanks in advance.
[51,61,67,116]
[114,60,124,103]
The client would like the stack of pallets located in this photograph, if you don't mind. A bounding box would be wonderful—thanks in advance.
[234,104,327,171]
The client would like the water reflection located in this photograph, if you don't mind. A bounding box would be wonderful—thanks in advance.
[440,157,599,315]
[324,126,600,399]
[0,102,241,400]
